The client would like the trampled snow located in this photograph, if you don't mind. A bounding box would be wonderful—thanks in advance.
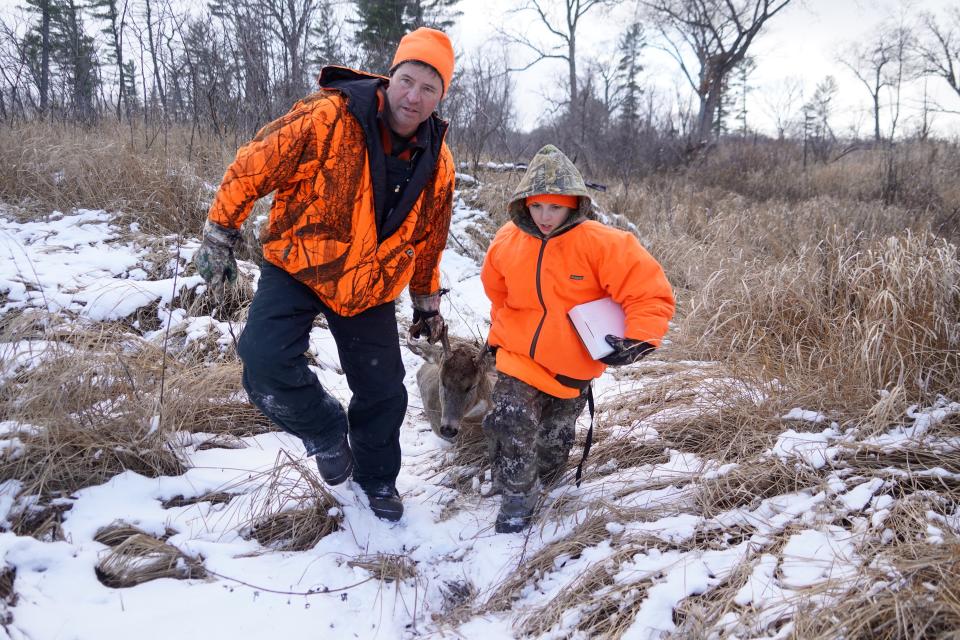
[1,190,958,640]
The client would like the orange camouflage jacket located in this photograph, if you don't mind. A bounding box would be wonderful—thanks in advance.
[207,67,455,317]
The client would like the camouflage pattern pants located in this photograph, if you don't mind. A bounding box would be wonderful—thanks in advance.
[482,373,588,497]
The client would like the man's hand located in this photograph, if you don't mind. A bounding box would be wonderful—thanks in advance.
[194,220,241,286]
[599,335,654,366]
[409,290,446,343]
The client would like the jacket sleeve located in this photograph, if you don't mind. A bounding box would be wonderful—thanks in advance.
[409,146,455,296]
[597,231,676,347]
[207,100,320,231]
[480,232,508,323]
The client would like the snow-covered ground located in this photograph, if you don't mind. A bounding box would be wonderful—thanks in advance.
[1,191,958,640]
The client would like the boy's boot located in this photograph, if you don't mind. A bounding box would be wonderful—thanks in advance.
[495,492,539,533]
[313,435,353,486]
[359,482,404,522]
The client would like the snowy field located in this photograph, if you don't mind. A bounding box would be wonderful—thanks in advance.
[1,188,958,639]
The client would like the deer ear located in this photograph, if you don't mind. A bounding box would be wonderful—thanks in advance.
[405,336,444,363]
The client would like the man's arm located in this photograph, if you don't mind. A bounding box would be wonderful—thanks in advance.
[408,148,455,297]
[207,101,320,230]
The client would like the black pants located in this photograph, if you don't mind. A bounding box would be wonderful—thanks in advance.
[237,262,407,487]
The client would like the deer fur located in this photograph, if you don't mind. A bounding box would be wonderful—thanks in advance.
[408,337,496,442]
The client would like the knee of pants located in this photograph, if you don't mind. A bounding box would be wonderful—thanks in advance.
[483,410,536,455]
[238,333,307,388]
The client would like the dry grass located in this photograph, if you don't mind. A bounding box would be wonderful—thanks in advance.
[479,512,620,614]
[517,537,656,637]
[245,456,343,552]
[346,553,418,583]
[95,530,206,588]
[696,459,824,517]
[0,122,219,236]
[790,505,960,640]
[157,362,275,437]
[674,229,960,411]
[0,322,187,499]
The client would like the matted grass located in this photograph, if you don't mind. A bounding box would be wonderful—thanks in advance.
[95,532,206,588]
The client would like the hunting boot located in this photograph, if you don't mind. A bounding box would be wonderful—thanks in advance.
[359,482,404,522]
[313,435,354,486]
[495,492,539,533]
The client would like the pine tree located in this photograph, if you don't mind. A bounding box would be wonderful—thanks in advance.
[616,22,645,134]
[23,0,99,120]
[350,0,408,74]
[349,0,460,74]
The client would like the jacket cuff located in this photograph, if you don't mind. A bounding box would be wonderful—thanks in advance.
[411,291,442,313]
[203,219,241,248]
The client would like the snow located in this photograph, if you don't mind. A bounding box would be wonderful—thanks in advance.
[0,195,957,639]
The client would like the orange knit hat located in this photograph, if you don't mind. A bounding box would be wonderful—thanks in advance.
[525,194,579,209]
[391,28,455,97]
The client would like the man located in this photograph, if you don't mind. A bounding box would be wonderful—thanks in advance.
[193,28,456,522]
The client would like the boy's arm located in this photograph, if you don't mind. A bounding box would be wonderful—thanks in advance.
[598,232,676,347]
[480,237,508,322]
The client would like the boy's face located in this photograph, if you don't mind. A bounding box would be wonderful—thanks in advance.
[528,202,574,236]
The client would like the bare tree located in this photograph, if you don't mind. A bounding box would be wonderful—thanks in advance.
[260,0,318,104]
[760,75,802,139]
[840,22,914,142]
[444,50,514,168]
[916,7,960,109]
[644,0,794,144]
[502,0,617,125]
[89,0,131,121]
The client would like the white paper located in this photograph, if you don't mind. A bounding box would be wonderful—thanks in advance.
[568,297,626,359]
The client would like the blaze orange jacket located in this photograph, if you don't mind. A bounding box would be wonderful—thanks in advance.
[482,220,675,398]
[207,67,455,317]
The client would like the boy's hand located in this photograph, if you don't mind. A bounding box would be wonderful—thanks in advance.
[195,220,241,286]
[600,335,654,366]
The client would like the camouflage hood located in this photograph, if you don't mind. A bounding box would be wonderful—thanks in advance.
[508,145,593,237]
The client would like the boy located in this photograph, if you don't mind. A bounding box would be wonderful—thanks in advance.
[480,145,675,533]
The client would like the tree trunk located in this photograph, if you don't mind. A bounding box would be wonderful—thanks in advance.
[40,0,50,114]
[145,0,167,116]
[696,75,723,142]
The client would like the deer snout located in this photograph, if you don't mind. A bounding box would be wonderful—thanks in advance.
[438,421,460,441]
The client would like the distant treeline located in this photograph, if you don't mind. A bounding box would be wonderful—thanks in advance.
[0,1,959,177]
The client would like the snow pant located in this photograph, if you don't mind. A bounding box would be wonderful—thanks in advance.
[482,373,589,497]
[237,262,407,487]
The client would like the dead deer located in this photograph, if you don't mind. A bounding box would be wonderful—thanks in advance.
[407,333,496,442]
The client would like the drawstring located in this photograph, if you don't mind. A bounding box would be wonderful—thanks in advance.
[575,384,595,487]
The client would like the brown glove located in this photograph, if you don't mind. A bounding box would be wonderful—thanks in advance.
[409,290,447,344]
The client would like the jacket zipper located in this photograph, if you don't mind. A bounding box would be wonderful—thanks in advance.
[529,237,548,358]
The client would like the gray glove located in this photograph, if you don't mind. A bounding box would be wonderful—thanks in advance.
[194,220,240,285]
[409,290,447,344]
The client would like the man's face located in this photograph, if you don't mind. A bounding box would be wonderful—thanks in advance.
[384,62,443,137]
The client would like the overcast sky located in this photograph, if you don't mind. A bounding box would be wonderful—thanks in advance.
[450,0,960,137]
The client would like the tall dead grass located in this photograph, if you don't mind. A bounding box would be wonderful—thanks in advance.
[676,229,960,411]
[0,122,227,236]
